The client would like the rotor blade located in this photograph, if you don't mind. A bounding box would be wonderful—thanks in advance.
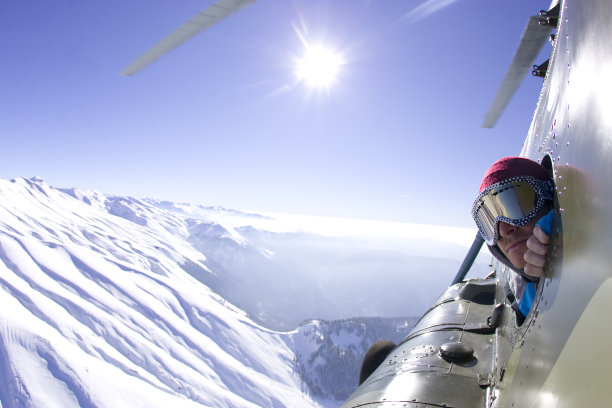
[481,15,552,128]
[121,0,258,76]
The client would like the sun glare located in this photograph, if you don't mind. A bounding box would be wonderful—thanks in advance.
[295,45,344,88]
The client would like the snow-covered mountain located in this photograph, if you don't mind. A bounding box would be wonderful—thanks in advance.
[0,177,484,407]
[290,317,415,402]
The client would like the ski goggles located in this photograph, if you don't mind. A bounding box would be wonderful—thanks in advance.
[472,176,554,245]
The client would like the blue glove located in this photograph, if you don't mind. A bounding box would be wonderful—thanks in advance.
[536,210,554,235]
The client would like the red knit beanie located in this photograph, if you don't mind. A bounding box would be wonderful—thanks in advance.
[479,157,551,193]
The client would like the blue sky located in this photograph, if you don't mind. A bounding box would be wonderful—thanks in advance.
[1,0,552,227]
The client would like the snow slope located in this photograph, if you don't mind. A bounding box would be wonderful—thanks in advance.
[0,176,483,407]
[0,177,320,407]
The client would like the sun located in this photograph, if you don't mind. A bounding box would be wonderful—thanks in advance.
[295,45,344,88]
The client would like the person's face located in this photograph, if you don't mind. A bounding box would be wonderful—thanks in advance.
[496,217,539,269]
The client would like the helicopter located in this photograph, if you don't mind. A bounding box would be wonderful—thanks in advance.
[341,0,612,406]
[123,0,612,406]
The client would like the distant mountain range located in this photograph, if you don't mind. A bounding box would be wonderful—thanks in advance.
[0,177,486,407]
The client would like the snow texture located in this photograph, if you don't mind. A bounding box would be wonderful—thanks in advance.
[0,178,316,407]
[0,177,477,407]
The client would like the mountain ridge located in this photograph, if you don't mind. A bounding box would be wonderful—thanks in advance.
[0,177,433,407]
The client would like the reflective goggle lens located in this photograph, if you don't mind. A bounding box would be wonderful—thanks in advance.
[477,181,537,220]
[473,180,543,245]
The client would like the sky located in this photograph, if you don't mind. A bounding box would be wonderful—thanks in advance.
[1,0,554,228]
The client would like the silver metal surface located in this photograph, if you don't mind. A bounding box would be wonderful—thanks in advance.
[499,0,612,405]
[341,279,500,408]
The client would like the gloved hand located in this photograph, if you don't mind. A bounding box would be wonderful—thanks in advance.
[524,210,553,277]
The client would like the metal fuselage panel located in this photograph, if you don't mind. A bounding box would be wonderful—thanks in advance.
[498,0,612,406]
[341,279,500,408]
